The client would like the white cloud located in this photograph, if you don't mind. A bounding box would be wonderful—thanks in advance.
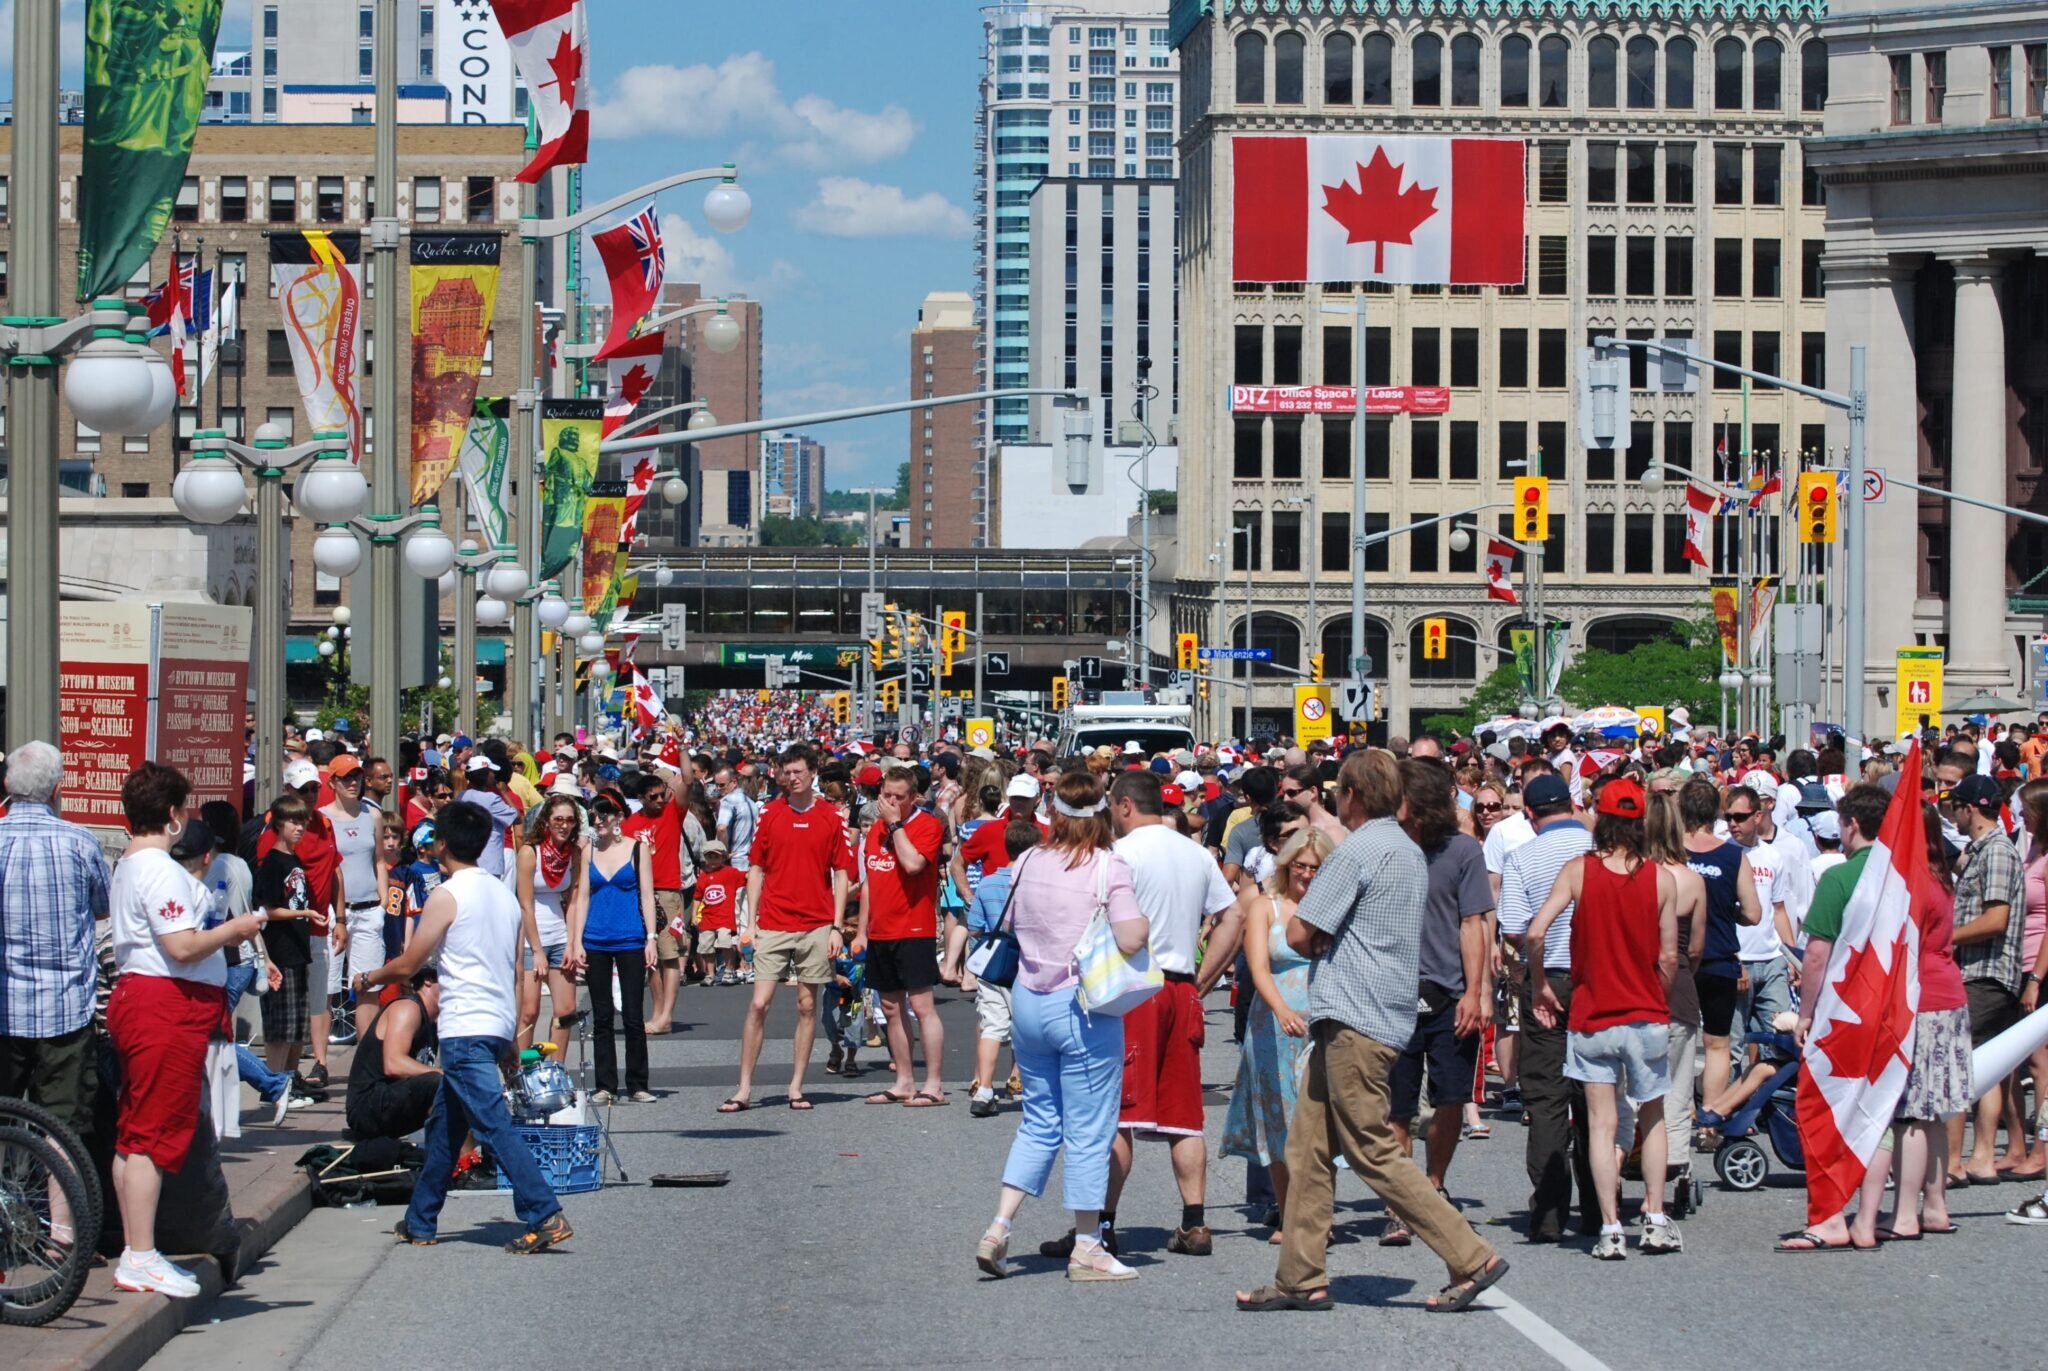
[793,177,970,239]
[653,211,801,299]
[591,52,916,167]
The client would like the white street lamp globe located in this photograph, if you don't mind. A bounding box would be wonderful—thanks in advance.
[404,522,458,580]
[701,311,742,355]
[1717,668,1745,691]
[485,559,529,600]
[661,477,689,505]
[687,408,717,431]
[654,566,674,587]
[587,659,614,682]
[437,570,457,597]
[702,181,752,233]
[65,337,155,434]
[1447,528,1472,554]
[536,592,570,630]
[1751,671,1773,690]
[326,625,340,640]
[318,639,336,658]
[577,631,606,656]
[294,451,370,525]
[459,538,481,556]
[331,605,352,626]
[437,675,453,690]
[170,456,247,524]
[1640,463,1667,492]
[136,349,179,432]
[343,626,353,641]
[474,596,510,628]
[254,420,291,446]
[561,613,593,638]
[313,525,363,578]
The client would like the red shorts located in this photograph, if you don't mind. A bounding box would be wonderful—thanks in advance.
[1118,977,1205,1136]
[108,974,226,1171]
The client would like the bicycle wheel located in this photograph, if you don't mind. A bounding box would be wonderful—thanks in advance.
[0,1125,96,1326]
[0,1095,103,1251]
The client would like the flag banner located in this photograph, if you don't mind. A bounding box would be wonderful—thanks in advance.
[631,667,667,732]
[1543,623,1567,698]
[145,263,207,336]
[1710,580,1742,668]
[1747,470,1784,511]
[1483,539,1518,604]
[77,0,224,300]
[200,270,237,388]
[1797,739,1924,1225]
[1232,135,1525,285]
[1683,483,1715,567]
[602,332,666,439]
[590,204,665,361]
[1230,385,1449,415]
[538,398,603,581]
[458,395,514,548]
[622,455,656,542]
[270,230,365,463]
[407,232,503,506]
[1750,577,1778,668]
[1509,628,1537,702]
[608,573,640,634]
[578,480,628,618]
[491,0,590,183]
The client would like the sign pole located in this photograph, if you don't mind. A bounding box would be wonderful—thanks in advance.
[974,591,986,722]
[1845,345,1868,747]
[1349,291,1369,700]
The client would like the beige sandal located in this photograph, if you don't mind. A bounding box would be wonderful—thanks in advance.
[976,1225,1010,1278]
[1067,1237,1138,1281]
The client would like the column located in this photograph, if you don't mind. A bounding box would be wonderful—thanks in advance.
[1945,254,2010,689]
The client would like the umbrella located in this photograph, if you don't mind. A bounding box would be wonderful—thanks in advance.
[1476,716,1540,742]
[1571,705,1643,739]
[1940,691,2031,717]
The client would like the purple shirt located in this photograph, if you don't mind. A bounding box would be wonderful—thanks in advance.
[1006,848,1146,993]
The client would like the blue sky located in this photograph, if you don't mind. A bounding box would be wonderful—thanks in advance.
[3,0,985,490]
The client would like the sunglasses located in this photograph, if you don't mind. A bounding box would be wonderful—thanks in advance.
[1475,802,1505,814]
[1725,809,1758,822]
[1289,861,1322,876]
[1279,787,1311,800]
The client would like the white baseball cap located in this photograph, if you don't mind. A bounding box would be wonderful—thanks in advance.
[464,754,500,775]
[304,728,325,742]
[283,759,320,789]
[1176,770,1202,791]
[1005,774,1041,800]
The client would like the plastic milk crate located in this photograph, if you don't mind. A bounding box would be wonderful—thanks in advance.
[496,1122,603,1194]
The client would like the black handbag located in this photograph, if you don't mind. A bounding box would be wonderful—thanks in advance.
[965,852,1032,988]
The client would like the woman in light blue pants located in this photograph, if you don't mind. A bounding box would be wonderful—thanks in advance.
[974,773,1149,1282]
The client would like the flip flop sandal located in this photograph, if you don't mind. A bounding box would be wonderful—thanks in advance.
[716,1097,752,1113]
[1873,1228,1922,1242]
[1774,1230,1852,1253]
[904,1091,950,1107]
[866,1090,915,1104]
[1236,1284,1333,1312]
[1427,1257,1510,1313]
[787,1097,815,1110]
[1922,1223,1961,1235]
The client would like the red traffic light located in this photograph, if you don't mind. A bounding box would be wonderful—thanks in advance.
[1522,488,1541,504]
[1807,486,1830,505]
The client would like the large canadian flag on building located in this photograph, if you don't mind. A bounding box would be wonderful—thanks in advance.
[1233,136,1525,285]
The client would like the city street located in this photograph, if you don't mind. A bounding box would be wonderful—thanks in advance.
[148,985,2039,1371]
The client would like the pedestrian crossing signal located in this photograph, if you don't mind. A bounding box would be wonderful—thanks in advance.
[1052,676,1069,711]
[1514,477,1549,542]
[1176,632,1199,671]
[1422,618,1448,661]
[1797,472,1836,544]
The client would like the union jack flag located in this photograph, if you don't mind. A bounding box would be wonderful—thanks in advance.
[625,207,664,291]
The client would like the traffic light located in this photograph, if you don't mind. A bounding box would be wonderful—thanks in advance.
[884,605,903,659]
[941,609,967,657]
[1051,676,1069,712]
[868,637,884,671]
[1176,632,1199,671]
[1797,472,1837,544]
[1514,476,1550,542]
[830,692,850,724]
[880,679,900,713]
[1310,652,1325,684]
[1422,618,1448,661]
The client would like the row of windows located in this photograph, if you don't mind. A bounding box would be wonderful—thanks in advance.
[159,174,501,226]
[1890,44,2047,125]
[1557,141,1822,209]
[1234,29,1826,115]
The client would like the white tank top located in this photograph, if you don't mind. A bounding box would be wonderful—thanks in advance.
[435,867,521,1041]
[531,854,572,946]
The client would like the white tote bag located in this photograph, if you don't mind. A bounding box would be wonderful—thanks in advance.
[1073,853,1161,1017]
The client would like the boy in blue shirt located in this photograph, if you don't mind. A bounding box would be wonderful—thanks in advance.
[967,820,1039,1117]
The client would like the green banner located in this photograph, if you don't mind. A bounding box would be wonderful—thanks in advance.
[537,398,603,583]
[719,644,860,669]
[78,0,223,301]
[456,395,512,548]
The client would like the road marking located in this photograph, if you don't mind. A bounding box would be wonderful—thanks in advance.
[1479,1288,1615,1371]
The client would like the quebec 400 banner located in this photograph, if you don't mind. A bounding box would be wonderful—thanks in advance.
[579,481,630,619]
[269,230,364,463]
[408,232,502,505]
[458,395,514,548]
[538,398,605,581]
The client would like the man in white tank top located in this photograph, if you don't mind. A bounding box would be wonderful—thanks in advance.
[358,800,571,1254]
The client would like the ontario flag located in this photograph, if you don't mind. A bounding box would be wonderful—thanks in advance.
[1796,739,1924,1227]
[591,205,665,361]
[1483,538,1518,604]
[490,0,590,184]
[1232,136,1525,285]
[601,333,665,440]
[1683,483,1716,567]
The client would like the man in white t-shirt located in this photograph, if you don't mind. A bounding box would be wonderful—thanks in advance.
[361,799,569,1255]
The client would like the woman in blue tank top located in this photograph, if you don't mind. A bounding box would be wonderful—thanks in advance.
[569,796,656,1102]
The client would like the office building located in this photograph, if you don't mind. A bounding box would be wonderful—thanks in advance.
[908,292,979,547]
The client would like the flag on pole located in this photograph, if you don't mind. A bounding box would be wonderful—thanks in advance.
[601,332,665,439]
[1483,538,1518,604]
[1796,740,1925,1226]
[166,261,198,399]
[622,454,657,542]
[631,667,666,732]
[490,0,590,184]
[1747,470,1783,511]
[590,205,665,361]
[200,271,237,389]
[1683,483,1716,567]
[145,264,207,335]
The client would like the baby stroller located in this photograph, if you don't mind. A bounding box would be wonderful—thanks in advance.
[1709,1031,1807,1190]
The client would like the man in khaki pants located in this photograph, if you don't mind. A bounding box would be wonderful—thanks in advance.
[1236,749,1510,1314]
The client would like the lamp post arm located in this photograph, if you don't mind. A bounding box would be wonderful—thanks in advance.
[529,167,738,240]
[605,400,708,441]
[212,435,336,475]
[601,387,1089,456]
[1364,503,1512,549]
[0,300,133,358]
[1646,459,1744,501]
[1592,334,1852,412]
[1809,465,2048,529]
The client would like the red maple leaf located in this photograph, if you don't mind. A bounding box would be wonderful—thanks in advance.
[618,363,653,409]
[540,30,582,105]
[1815,931,1915,1085]
[155,899,186,922]
[1321,147,1440,275]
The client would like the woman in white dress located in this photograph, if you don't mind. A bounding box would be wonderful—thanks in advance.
[516,795,589,1052]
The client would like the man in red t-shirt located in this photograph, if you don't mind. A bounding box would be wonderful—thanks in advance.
[855,769,947,1107]
[623,761,697,1033]
[723,745,853,1113]
[692,841,747,986]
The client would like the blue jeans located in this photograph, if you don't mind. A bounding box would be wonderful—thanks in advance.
[1001,984,1124,1211]
[404,1035,560,1236]
[225,963,293,1101]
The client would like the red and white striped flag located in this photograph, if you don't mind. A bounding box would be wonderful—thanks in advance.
[601,333,664,439]
[490,0,590,184]
[1683,483,1716,567]
[1483,538,1518,604]
[1232,136,1525,285]
[1796,740,1924,1227]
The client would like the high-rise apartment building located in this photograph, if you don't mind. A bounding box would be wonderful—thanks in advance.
[1171,1,1830,739]
[975,0,1179,545]
[908,293,980,548]
[761,432,826,521]
[663,285,763,547]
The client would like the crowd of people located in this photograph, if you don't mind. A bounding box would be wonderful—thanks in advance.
[4,697,2047,1310]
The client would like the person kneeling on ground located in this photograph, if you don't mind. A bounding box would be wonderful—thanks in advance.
[344,968,442,1142]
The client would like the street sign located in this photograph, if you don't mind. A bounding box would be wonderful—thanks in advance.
[1351,654,1373,676]
[1335,678,1375,720]
[965,717,995,749]
[899,722,922,747]
[1078,655,1102,680]
[1199,647,1273,662]
[1169,668,1195,688]
[985,651,1010,677]
[1894,646,1944,737]
[718,643,859,668]
[911,663,935,691]
[1862,467,1887,504]
[660,605,687,652]
[1294,685,1333,744]
[1636,705,1665,737]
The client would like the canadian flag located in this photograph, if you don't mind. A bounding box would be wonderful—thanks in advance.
[621,454,657,543]
[1483,539,1519,604]
[491,0,590,184]
[631,668,667,732]
[601,333,665,440]
[1683,483,1716,567]
[1796,739,1923,1227]
[591,205,665,361]
[1233,136,1525,285]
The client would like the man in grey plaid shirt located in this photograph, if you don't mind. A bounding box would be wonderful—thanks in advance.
[1945,774,2026,1182]
[1236,749,1508,1315]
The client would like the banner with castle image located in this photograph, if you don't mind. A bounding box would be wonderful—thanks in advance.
[408,233,502,506]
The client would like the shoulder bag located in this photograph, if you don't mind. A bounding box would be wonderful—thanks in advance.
[964,852,1029,988]
[1075,852,1163,1017]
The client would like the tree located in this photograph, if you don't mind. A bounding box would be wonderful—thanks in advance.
[893,461,911,509]
[1422,614,1724,739]
[759,514,856,548]
[1144,488,1178,515]
[1421,661,1521,739]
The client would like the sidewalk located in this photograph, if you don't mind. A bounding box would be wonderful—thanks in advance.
[1,1049,354,1371]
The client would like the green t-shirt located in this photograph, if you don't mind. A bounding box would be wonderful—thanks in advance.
[1800,845,1871,944]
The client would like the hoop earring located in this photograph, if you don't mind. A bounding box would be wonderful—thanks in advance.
[165,817,186,841]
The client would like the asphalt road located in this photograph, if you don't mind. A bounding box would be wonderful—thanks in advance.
[149,981,2046,1371]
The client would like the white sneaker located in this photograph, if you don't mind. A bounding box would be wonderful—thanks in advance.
[1639,1219,1683,1254]
[268,1091,291,1127]
[115,1251,201,1298]
[1591,1231,1628,1261]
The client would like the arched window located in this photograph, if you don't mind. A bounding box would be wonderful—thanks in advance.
[1236,31,1266,105]
[1753,37,1783,110]
[1626,36,1658,109]
[1324,31,1355,105]
[1274,30,1305,104]
[1714,37,1745,110]
[1321,618,1391,681]
[1233,613,1303,678]
[1666,36,1696,109]
[1539,35,1570,109]
[1361,33,1393,106]
[1500,34,1532,108]
[1413,33,1444,106]
[1801,39,1829,111]
[1451,33,1482,107]
[1410,616,1478,681]
[1588,36,1619,108]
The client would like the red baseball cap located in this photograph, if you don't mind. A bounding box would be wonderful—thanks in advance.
[1595,777,1646,819]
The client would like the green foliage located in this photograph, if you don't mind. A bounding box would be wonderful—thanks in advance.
[759,515,857,548]
[309,680,496,738]
[1421,614,1722,738]
[1145,488,1178,514]
[1420,661,1522,738]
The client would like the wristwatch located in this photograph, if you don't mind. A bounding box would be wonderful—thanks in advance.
[2025,973,2042,986]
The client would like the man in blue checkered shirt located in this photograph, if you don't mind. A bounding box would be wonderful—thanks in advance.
[0,742,114,1146]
